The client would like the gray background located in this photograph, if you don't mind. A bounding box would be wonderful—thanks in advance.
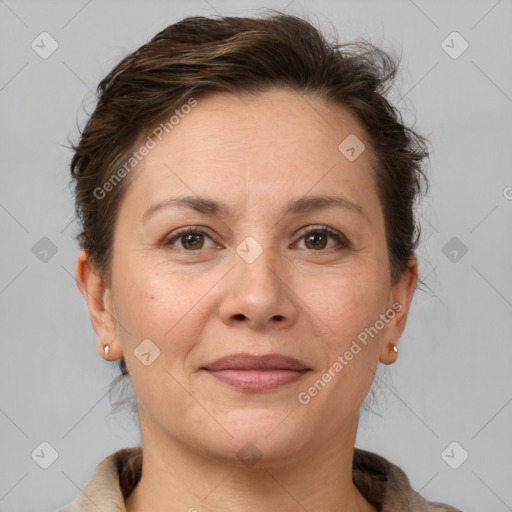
[1,1,511,511]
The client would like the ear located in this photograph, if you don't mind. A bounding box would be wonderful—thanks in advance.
[75,249,123,361]
[379,256,418,365]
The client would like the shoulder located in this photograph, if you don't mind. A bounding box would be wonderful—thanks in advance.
[58,446,142,511]
[353,448,463,512]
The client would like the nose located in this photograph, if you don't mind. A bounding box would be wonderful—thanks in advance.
[218,246,298,331]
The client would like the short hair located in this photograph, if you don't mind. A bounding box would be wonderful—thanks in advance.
[68,11,431,412]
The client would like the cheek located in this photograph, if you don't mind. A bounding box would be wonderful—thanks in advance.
[113,262,213,354]
[305,261,389,349]
[300,273,386,416]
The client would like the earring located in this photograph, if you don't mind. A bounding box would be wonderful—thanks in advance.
[392,344,398,353]
[104,344,110,360]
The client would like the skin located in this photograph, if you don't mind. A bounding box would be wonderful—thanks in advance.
[76,88,417,512]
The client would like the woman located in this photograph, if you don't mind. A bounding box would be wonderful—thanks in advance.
[61,11,462,512]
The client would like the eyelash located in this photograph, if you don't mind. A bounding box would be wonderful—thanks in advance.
[163,225,351,253]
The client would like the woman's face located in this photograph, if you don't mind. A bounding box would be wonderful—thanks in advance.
[80,88,417,465]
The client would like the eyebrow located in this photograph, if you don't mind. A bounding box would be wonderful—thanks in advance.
[141,194,367,223]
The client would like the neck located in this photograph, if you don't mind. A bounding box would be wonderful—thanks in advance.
[125,414,376,512]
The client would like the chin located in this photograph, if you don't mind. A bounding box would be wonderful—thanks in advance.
[197,415,308,467]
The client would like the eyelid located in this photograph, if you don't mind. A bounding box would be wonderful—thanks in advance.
[163,225,220,248]
[293,224,351,249]
[295,224,349,243]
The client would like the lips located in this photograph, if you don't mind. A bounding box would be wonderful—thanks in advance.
[202,353,310,371]
[201,353,311,391]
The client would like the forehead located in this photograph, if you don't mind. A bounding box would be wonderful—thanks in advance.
[120,89,381,223]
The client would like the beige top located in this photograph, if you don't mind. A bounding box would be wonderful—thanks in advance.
[59,446,463,512]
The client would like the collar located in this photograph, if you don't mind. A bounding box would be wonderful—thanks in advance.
[59,446,462,512]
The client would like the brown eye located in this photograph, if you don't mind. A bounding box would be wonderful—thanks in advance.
[180,233,205,250]
[164,225,350,253]
[295,226,350,252]
[165,227,216,251]
[304,232,328,250]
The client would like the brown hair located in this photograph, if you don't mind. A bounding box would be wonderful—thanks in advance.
[68,10,430,411]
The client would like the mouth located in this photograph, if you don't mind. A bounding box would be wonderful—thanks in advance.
[201,353,311,392]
